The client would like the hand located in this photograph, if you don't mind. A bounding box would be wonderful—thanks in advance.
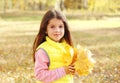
[64,64,75,75]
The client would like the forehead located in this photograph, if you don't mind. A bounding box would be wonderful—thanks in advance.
[48,18,64,25]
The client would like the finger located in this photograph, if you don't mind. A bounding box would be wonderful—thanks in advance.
[69,65,75,70]
[68,68,75,72]
[69,65,74,68]
[69,69,75,75]
[68,67,75,74]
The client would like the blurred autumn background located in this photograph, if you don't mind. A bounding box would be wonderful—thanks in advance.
[0,0,120,83]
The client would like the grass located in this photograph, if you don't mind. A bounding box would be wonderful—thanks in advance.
[0,15,120,83]
[72,28,120,83]
[1,15,43,21]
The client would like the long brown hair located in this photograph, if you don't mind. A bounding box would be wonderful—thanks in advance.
[33,9,73,62]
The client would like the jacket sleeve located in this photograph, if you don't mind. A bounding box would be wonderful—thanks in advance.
[34,49,66,83]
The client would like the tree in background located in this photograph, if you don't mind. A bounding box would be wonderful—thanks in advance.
[0,0,120,13]
[55,0,64,11]
[64,0,89,10]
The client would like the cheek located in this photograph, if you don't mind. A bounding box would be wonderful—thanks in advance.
[46,29,53,35]
[46,27,50,33]
[62,28,65,34]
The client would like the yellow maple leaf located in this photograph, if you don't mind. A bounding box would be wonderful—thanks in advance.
[73,45,95,76]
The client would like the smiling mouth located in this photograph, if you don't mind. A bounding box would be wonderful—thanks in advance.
[54,34,61,36]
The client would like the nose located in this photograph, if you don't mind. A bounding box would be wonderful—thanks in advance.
[55,27,60,32]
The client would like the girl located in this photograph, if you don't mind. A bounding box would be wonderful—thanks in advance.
[33,9,75,83]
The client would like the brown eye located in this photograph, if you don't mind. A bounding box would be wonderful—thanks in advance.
[50,25,55,29]
[59,25,64,28]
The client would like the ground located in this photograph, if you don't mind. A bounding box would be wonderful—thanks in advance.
[0,18,120,83]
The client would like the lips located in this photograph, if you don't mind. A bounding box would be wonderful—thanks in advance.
[54,34,61,36]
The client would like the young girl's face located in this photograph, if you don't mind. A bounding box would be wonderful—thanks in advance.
[46,18,65,42]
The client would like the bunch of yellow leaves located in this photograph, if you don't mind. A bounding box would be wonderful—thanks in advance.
[72,45,95,76]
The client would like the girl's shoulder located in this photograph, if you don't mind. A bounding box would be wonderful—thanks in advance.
[36,41,47,50]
